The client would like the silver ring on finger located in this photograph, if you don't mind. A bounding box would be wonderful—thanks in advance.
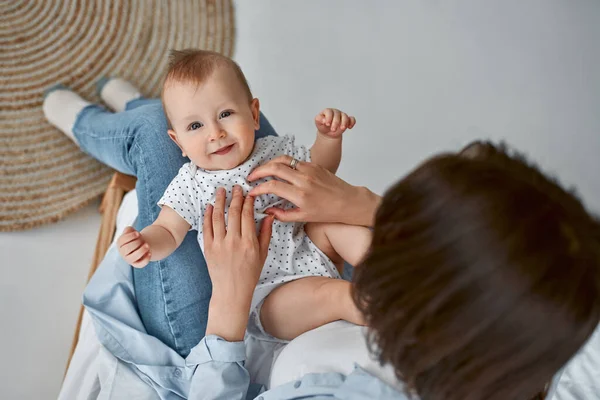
[289,157,299,170]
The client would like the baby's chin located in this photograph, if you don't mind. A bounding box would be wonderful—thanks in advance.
[195,152,251,171]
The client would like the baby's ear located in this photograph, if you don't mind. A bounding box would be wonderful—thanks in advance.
[251,98,260,130]
[167,129,186,156]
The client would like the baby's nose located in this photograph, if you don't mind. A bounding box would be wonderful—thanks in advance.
[209,128,227,141]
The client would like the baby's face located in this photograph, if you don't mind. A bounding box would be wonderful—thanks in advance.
[164,67,259,171]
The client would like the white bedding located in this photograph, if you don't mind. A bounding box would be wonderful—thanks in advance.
[58,189,600,399]
[59,190,140,400]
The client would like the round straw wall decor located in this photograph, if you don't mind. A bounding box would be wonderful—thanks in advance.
[0,0,235,231]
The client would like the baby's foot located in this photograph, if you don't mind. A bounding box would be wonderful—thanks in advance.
[43,85,91,144]
[97,77,141,112]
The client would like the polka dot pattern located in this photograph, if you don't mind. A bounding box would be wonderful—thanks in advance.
[158,135,341,312]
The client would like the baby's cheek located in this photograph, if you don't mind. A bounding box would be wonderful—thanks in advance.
[192,153,212,170]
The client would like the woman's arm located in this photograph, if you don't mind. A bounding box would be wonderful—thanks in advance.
[203,186,273,340]
[187,335,252,400]
[248,155,381,227]
[188,186,274,399]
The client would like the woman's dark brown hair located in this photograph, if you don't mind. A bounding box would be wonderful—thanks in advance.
[353,141,600,400]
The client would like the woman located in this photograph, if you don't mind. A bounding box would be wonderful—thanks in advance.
[46,79,600,399]
[208,146,600,400]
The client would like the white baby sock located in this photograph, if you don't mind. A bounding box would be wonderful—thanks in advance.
[43,89,91,144]
[98,77,141,112]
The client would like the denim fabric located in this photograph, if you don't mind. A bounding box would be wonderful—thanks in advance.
[73,98,277,356]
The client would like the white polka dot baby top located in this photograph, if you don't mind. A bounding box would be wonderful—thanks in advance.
[157,135,341,337]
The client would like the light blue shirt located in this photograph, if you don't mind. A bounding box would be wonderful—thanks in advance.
[189,336,406,400]
[83,241,407,399]
[82,221,599,399]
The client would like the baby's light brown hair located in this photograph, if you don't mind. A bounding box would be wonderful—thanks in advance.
[161,49,253,127]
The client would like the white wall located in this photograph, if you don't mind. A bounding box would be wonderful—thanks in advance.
[0,203,101,399]
[235,0,600,212]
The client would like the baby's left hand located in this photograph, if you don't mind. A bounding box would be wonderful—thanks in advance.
[315,108,356,138]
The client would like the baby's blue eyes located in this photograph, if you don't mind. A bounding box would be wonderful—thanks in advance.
[187,111,232,131]
[189,122,203,130]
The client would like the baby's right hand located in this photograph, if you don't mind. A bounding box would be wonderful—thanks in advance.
[117,226,151,268]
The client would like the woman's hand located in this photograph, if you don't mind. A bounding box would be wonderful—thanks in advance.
[204,185,274,341]
[247,156,381,227]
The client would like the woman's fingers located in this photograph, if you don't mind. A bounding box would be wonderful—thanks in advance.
[265,206,305,223]
[203,204,214,244]
[248,156,308,183]
[241,194,257,238]
[212,187,226,240]
[249,179,299,202]
[227,186,244,235]
[258,215,275,260]
[249,161,304,187]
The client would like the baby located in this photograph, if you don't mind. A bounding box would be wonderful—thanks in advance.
[117,49,372,343]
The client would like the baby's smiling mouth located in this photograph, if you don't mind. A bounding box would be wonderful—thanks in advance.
[212,143,235,155]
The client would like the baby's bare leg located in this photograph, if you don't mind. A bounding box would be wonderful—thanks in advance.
[305,222,373,267]
[260,276,364,341]
[260,223,372,341]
